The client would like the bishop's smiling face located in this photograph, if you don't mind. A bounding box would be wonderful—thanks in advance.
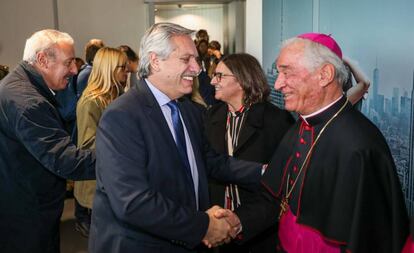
[274,41,322,115]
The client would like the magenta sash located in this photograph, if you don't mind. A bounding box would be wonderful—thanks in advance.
[402,236,414,253]
[278,208,341,253]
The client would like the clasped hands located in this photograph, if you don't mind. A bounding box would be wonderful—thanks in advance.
[202,205,241,248]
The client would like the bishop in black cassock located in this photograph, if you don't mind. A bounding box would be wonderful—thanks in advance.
[232,33,409,253]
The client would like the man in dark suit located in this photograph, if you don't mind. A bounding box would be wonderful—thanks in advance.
[88,22,262,253]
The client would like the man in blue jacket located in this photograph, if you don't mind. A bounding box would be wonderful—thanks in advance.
[0,29,96,253]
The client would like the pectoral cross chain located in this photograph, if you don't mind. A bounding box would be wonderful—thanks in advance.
[278,196,289,220]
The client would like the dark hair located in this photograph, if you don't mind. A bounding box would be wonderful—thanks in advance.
[85,39,105,65]
[220,53,270,105]
[196,29,209,40]
[208,40,221,51]
[197,39,208,47]
[0,65,9,80]
[75,57,85,65]
[118,45,139,62]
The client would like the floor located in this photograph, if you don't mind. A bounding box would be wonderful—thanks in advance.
[60,198,89,253]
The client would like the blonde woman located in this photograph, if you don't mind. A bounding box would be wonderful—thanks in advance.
[73,47,128,237]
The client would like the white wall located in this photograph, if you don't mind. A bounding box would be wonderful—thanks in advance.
[154,2,246,55]
[155,5,224,46]
[58,0,149,59]
[0,0,253,69]
[227,1,245,54]
[0,0,150,69]
[245,0,262,64]
[0,0,56,69]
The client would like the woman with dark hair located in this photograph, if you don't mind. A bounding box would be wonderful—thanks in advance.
[205,53,294,253]
[195,29,209,44]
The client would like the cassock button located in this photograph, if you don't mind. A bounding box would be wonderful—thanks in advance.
[289,179,294,185]
[293,166,298,173]
[300,138,306,144]
[296,152,300,158]
[304,125,311,131]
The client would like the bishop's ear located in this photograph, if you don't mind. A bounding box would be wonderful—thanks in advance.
[319,63,335,87]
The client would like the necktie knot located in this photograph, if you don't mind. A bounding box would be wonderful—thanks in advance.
[167,100,179,112]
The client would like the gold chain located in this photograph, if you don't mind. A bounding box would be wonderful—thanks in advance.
[279,98,349,219]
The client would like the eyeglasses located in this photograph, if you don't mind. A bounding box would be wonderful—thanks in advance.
[116,64,127,71]
[212,72,235,82]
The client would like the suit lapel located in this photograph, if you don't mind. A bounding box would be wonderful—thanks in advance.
[178,100,207,207]
[136,81,197,202]
[178,100,203,171]
[136,80,177,150]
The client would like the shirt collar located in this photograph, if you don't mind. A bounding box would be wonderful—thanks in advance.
[301,95,347,126]
[302,95,343,119]
[228,104,248,117]
[145,79,171,107]
[49,88,56,96]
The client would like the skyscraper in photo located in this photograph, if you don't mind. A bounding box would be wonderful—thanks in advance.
[392,87,399,116]
[407,70,414,216]
[267,62,285,109]
[372,67,379,112]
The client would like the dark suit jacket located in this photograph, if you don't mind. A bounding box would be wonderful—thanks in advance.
[89,79,262,253]
[204,101,294,252]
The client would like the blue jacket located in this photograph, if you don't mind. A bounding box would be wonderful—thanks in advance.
[0,62,95,253]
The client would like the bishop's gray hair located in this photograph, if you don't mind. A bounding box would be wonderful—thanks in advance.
[138,22,194,78]
[281,37,348,86]
[23,29,74,64]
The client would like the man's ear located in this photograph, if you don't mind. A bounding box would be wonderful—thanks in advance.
[319,63,335,87]
[149,52,160,72]
[36,52,49,68]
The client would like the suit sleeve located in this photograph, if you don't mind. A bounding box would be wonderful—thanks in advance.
[234,182,280,243]
[15,99,95,180]
[204,149,262,189]
[95,107,209,249]
[201,110,262,188]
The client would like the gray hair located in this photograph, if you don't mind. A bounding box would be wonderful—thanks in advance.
[282,37,348,86]
[138,22,194,78]
[23,29,74,64]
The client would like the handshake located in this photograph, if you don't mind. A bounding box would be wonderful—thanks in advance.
[202,205,241,248]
